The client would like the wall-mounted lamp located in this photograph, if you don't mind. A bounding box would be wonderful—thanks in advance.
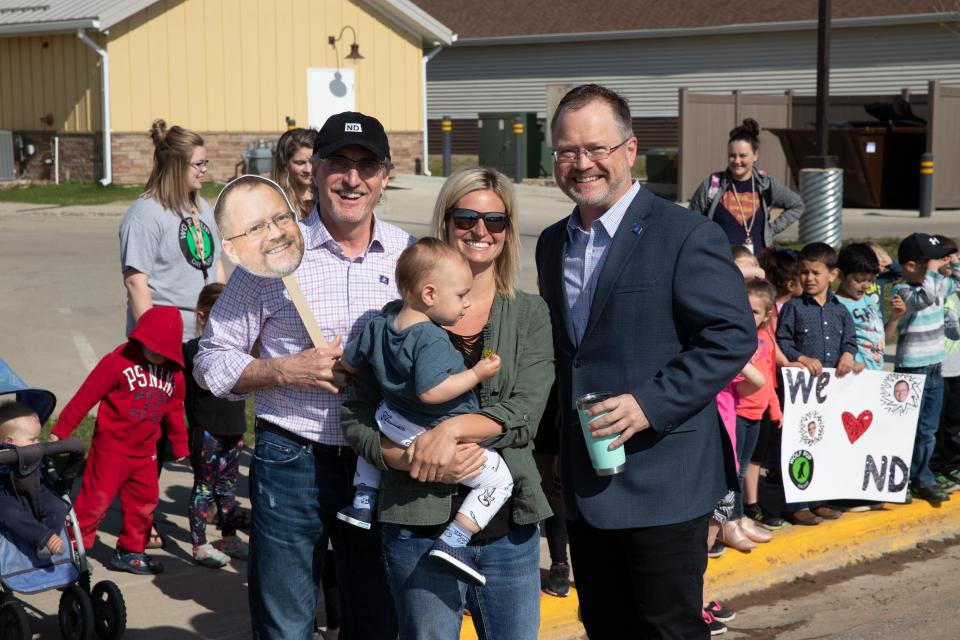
[328,25,364,68]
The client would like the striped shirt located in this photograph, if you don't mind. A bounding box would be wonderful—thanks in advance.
[893,264,960,368]
[563,181,641,346]
[193,209,414,445]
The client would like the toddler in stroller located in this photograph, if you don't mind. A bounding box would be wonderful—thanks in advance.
[0,358,126,640]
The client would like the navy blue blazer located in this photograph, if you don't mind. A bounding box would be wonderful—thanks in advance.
[535,187,755,529]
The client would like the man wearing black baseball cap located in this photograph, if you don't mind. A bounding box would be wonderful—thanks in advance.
[891,232,960,505]
[196,110,408,638]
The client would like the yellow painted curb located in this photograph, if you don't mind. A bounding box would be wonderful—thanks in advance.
[707,498,960,599]
[459,498,960,639]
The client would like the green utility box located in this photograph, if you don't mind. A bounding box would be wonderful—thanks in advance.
[645,147,678,199]
[478,112,550,179]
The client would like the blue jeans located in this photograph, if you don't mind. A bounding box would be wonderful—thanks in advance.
[732,416,761,519]
[897,364,945,488]
[249,427,397,640]
[381,522,540,640]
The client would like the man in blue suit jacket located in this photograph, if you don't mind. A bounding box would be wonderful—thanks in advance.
[535,84,756,639]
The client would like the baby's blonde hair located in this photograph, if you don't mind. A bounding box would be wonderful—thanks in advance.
[395,238,468,304]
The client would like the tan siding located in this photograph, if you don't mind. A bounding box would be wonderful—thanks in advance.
[0,33,101,132]
[100,0,422,133]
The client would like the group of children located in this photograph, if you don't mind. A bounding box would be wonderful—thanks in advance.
[0,285,246,576]
[702,232,960,635]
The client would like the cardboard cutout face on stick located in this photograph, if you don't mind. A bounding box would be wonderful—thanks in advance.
[214,176,327,347]
[214,175,305,278]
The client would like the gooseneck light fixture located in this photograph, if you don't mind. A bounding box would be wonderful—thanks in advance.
[328,25,364,69]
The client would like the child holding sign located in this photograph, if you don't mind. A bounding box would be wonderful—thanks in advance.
[892,233,960,504]
[776,242,860,525]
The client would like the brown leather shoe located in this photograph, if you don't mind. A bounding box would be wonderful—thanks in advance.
[719,520,756,552]
[811,505,842,520]
[786,509,822,526]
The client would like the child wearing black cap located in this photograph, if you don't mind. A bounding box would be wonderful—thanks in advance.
[890,232,960,504]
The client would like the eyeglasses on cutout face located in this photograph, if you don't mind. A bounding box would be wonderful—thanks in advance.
[226,212,297,241]
[446,208,509,234]
[551,138,632,164]
[323,156,385,179]
[190,159,210,170]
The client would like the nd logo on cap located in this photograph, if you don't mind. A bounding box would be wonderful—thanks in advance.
[345,122,362,132]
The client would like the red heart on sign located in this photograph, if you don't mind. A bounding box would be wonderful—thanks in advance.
[842,410,873,444]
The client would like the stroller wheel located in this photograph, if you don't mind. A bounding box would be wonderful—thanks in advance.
[1,599,32,640]
[58,584,95,640]
[91,581,127,639]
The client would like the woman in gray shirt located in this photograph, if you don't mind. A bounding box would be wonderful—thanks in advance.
[118,119,224,548]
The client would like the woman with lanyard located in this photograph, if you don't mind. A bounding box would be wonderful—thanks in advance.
[272,128,317,219]
[689,118,804,253]
[119,119,224,548]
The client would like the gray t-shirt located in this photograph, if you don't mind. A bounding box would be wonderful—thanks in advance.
[119,196,220,341]
[343,312,479,427]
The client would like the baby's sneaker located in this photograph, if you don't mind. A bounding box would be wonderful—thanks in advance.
[194,543,229,569]
[428,538,485,586]
[214,537,249,561]
[336,505,374,530]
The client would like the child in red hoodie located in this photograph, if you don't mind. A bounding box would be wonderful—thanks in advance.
[51,306,188,575]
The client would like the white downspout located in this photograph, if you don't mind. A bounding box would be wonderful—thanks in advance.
[421,45,443,176]
[77,29,112,186]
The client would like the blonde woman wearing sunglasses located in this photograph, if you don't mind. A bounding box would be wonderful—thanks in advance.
[342,167,554,639]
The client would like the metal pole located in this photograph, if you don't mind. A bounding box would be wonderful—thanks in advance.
[441,116,452,177]
[919,152,934,218]
[513,118,524,184]
[799,0,842,245]
[814,0,831,158]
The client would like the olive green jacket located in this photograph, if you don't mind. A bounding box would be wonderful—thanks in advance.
[341,290,555,527]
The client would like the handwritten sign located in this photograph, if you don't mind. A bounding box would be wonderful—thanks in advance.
[780,367,925,503]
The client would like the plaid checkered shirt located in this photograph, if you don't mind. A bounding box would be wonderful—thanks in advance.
[193,209,414,445]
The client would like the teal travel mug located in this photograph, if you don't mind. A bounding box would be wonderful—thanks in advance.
[576,392,626,476]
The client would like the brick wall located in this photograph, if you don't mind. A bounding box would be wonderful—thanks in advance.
[386,131,422,174]
[11,131,100,182]
[12,129,424,184]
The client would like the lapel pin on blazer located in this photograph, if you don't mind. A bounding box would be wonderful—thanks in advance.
[631,223,643,235]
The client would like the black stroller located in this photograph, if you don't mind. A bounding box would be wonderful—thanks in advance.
[0,358,126,640]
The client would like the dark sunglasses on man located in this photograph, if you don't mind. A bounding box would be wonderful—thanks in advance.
[446,208,509,233]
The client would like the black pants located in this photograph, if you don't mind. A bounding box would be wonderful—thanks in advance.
[535,452,568,564]
[933,375,960,473]
[568,513,711,640]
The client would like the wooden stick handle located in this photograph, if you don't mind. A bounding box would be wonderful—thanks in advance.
[282,274,328,348]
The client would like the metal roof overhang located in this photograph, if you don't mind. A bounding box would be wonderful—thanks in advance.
[0,18,98,37]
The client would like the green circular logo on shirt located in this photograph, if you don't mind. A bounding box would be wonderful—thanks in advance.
[178,219,215,270]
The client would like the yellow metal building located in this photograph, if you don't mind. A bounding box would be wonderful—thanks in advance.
[0,0,453,183]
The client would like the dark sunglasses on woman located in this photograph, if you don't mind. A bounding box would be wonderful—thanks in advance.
[447,208,509,233]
